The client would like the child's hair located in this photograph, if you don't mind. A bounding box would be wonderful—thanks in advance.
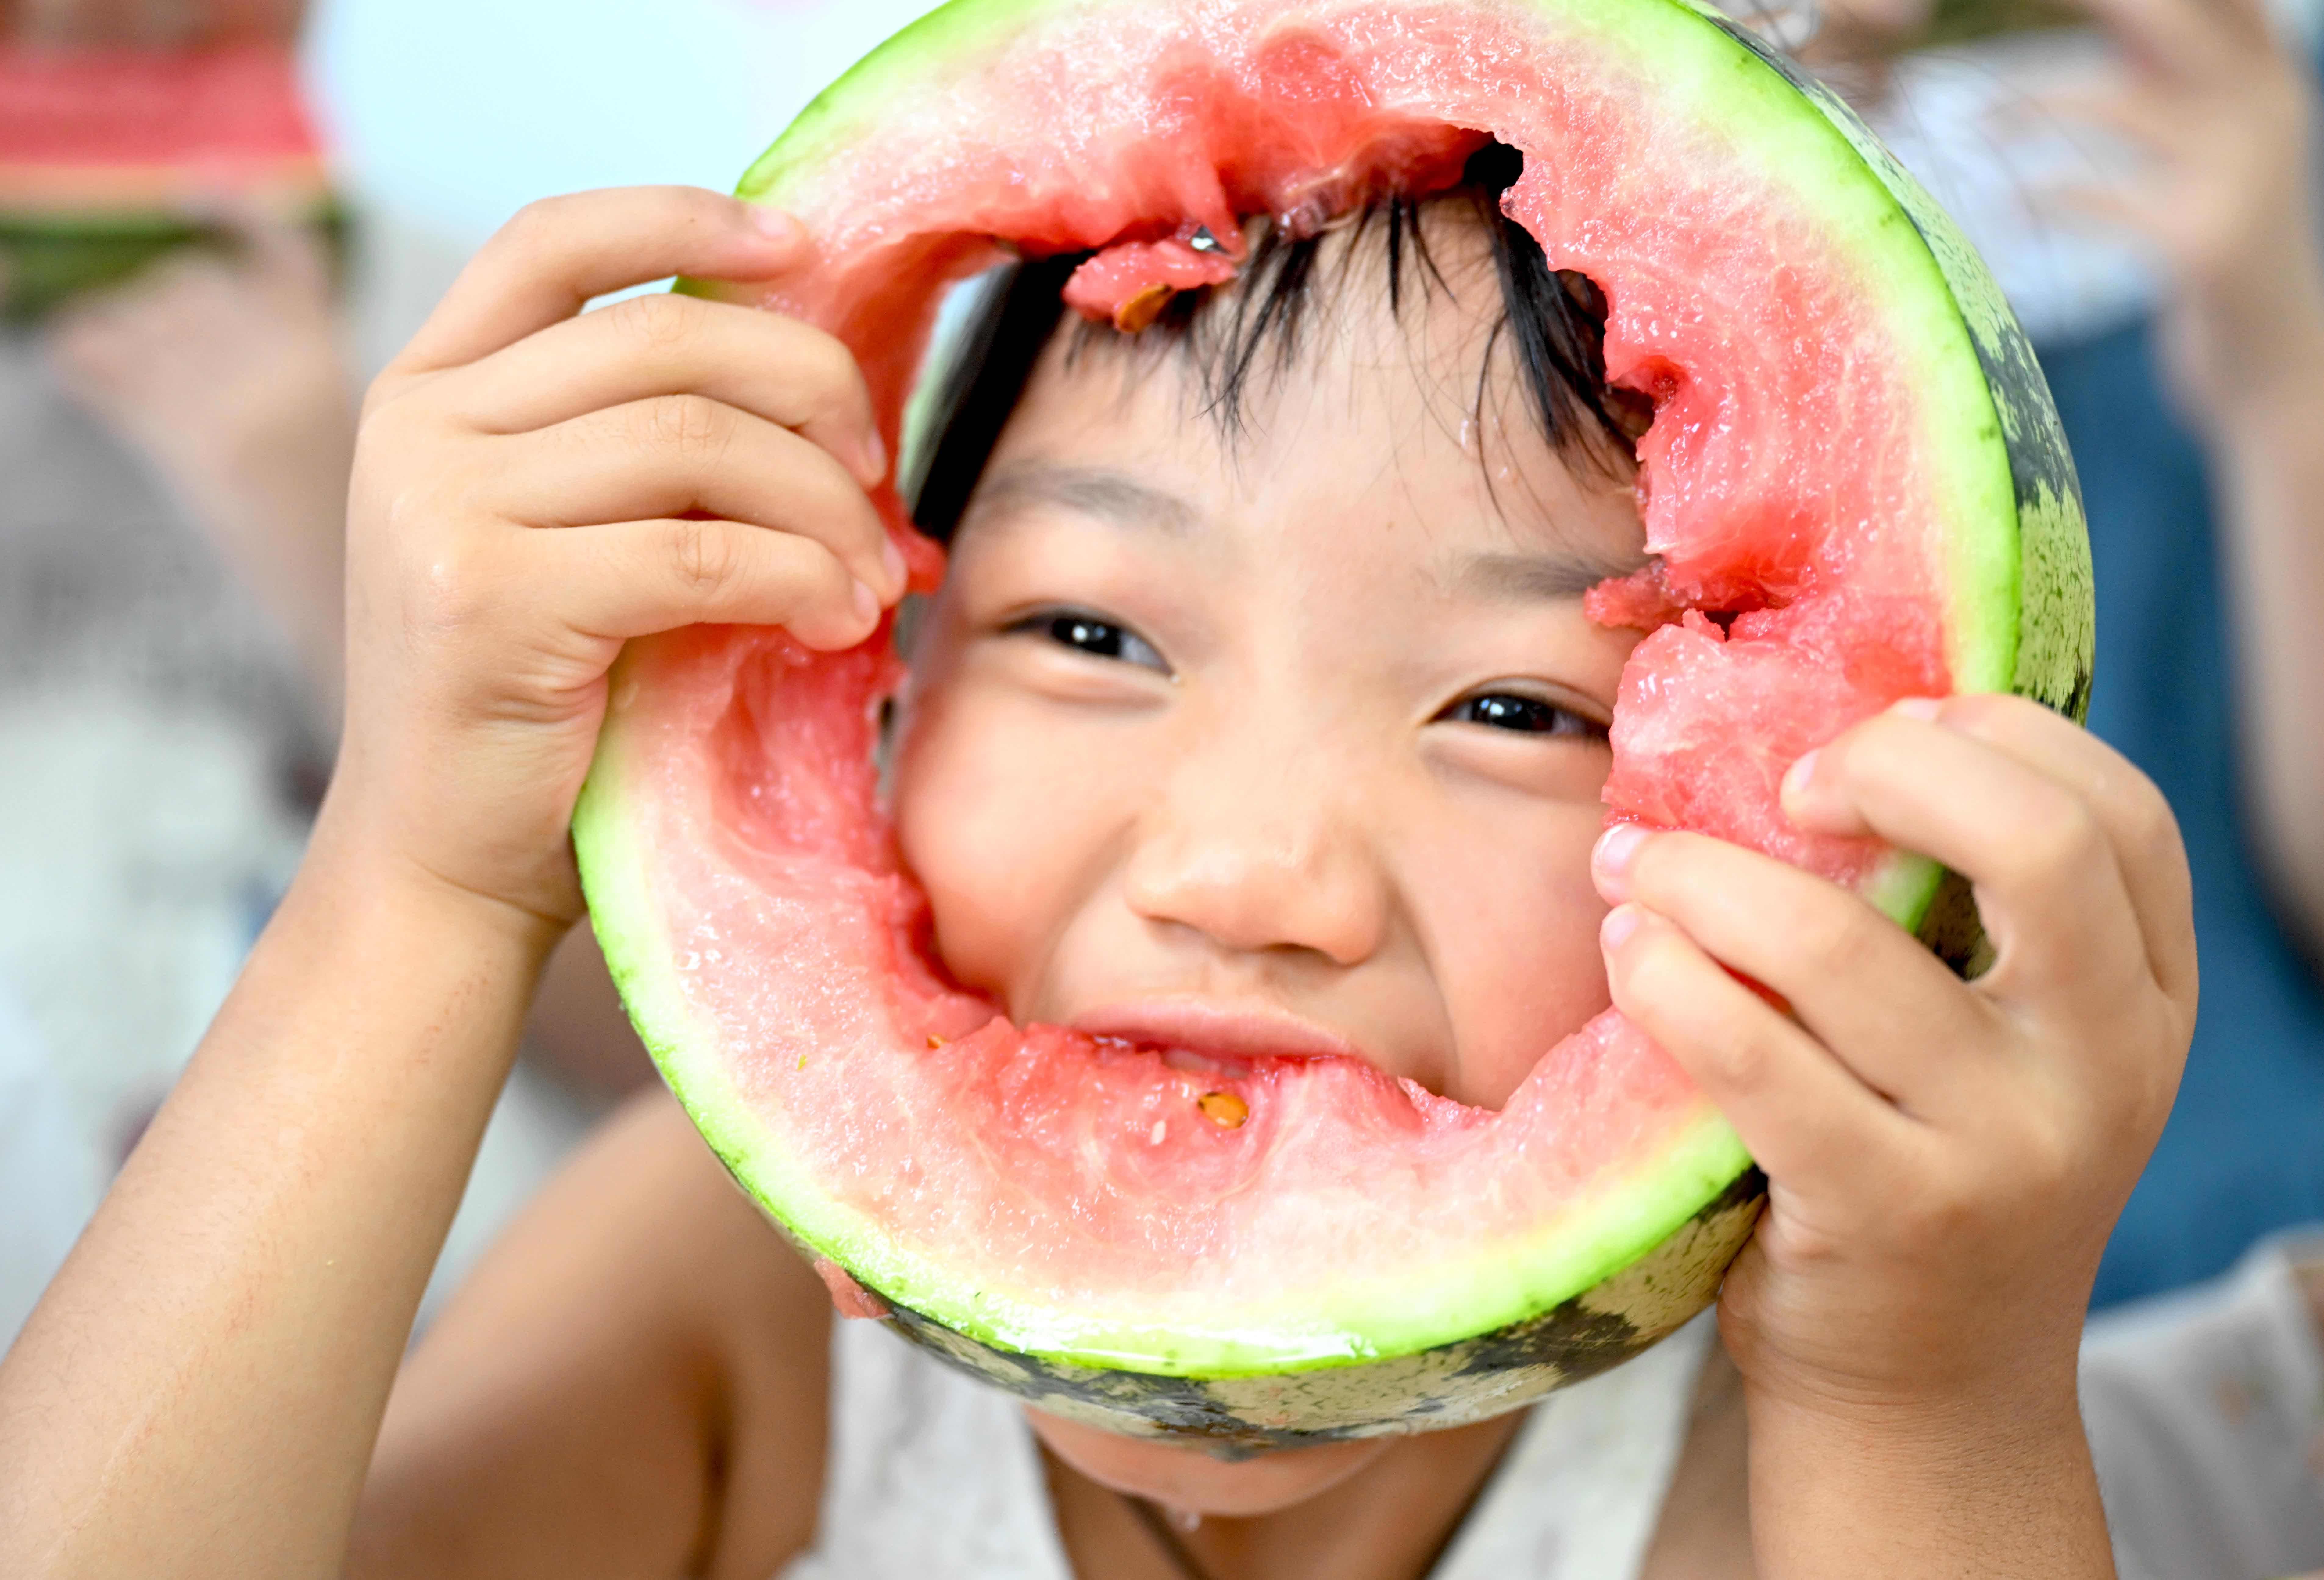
[910,139,1651,541]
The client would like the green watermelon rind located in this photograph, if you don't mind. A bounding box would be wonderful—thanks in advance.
[581,0,2092,1390]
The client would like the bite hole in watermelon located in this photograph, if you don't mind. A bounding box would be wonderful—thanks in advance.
[573,0,2094,1449]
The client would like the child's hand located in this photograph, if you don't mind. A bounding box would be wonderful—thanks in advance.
[332,186,904,926]
[1591,694,2192,1567]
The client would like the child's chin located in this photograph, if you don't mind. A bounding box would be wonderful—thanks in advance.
[1024,1406,1388,1517]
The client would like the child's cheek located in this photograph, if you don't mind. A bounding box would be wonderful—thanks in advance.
[1427,815,1617,1110]
[891,679,1102,1013]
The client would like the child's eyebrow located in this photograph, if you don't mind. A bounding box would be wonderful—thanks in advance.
[1449,547,1647,603]
[963,462,1199,536]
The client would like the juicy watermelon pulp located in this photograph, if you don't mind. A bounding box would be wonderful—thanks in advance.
[576,0,2092,1444]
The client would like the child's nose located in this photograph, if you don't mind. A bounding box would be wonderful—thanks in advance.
[1119,750,1390,967]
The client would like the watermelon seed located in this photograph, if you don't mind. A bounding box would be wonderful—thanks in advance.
[1150,1120,1167,1145]
[1187,225,1224,254]
[927,1034,947,1049]
[797,1054,807,1071]
[1112,283,1174,333]
[1198,1091,1248,1129]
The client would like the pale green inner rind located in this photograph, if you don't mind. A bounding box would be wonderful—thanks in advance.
[1866,848,1946,933]
[572,709,709,1117]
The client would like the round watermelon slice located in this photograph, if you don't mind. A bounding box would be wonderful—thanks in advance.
[573,0,2093,1446]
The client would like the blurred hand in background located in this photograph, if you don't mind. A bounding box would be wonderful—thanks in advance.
[45,207,354,709]
[2032,0,2324,416]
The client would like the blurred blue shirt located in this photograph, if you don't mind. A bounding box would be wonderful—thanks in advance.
[2040,321,2324,1308]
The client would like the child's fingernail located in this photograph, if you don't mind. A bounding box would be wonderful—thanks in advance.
[1891,696,1943,723]
[880,538,906,592]
[1593,823,1651,898]
[852,579,878,626]
[859,428,889,484]
[749,205,802,245]
[1781,747,1820,800]
[1601,903,1645,952]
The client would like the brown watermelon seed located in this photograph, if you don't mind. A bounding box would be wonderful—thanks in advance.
[927,1034,946,1049]
[1112,283,1174,333]
[1197,1091,1248,1129]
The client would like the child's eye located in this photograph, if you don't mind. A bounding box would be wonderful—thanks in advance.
[1009,609,1171,675]
[1439,692,1606,739]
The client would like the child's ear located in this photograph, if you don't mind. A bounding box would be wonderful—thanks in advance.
[812,1257,893,1320]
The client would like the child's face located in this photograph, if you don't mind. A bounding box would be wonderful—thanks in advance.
[895,221,1647,1112]
[889,218,1646,1505]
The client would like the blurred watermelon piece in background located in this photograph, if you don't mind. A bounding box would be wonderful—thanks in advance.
[0,38,337,317]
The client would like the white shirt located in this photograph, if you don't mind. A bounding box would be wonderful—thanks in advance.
[778,1310,1715,1580]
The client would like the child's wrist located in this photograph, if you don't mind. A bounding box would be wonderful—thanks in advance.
[1742,1367,2109,1578]
[295,809,574,970]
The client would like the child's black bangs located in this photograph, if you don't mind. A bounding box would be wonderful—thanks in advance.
[910,139,1637,544]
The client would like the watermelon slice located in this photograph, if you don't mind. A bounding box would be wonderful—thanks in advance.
[0,41,334,317]
[574,0,2093,1446]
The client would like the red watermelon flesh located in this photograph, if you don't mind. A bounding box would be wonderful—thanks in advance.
[575,0,2089,1435]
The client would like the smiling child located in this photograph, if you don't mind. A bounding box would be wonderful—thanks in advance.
[0,171,2194,1580]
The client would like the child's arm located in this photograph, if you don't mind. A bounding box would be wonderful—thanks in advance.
[1595,693,2196,1578]
[0,186,903,1580]
[349,1095,837,1580]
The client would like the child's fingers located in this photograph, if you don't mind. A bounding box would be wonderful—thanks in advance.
[1779,709,2159,1023]
[1789,697,2195,1008]
[1921,695,2195,1005]
[440,293,886,489]
[1601,902,1917,1199]
[1594,828,1997,1114]
[491,397,897,599]
[389,187,806,380]
[543,516,878,649]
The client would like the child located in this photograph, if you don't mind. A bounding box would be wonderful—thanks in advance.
[0,165,2195,1579]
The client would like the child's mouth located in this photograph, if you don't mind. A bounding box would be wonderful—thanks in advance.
[1068,1000,1372,1078]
